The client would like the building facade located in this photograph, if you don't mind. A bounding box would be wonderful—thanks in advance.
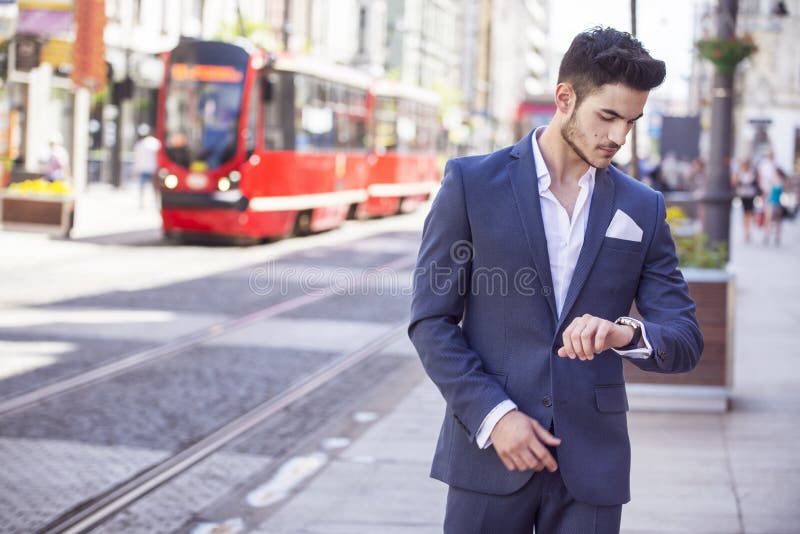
[735,0,800,174]
[1,0,553,188]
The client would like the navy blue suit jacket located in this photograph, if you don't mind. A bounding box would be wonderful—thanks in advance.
[409,131,703,506]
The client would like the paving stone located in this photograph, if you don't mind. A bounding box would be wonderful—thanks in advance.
[94,450,272,534]
[0,438,168,533]
[206,317,391,352]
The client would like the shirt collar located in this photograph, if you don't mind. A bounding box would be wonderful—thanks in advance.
[531,126,596,193]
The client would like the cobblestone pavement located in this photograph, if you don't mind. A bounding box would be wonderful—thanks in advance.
[248,207,800,534]
[0,184,432,532]
[2,183,798,533]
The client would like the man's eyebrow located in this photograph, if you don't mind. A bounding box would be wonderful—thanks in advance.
[600,108,644,121]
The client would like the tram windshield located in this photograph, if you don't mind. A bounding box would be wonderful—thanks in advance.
[164,43,249,169]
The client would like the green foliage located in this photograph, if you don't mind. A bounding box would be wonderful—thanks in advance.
[673,234,728,269]
[666,206,728,269]
[696,36,757,75]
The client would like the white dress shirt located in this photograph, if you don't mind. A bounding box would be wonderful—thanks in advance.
[474,128,652,449]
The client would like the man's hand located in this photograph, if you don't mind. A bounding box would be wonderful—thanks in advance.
[490,410,561,472]
[556,314,634,360]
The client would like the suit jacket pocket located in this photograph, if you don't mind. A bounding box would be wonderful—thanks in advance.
[595,384,629,413]
[602,236,643,254]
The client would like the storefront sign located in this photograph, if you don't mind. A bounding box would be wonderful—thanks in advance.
[40,38,72,68]
[18,0,73,36]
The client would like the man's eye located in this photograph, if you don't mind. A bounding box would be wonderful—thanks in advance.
[600,115,614,121]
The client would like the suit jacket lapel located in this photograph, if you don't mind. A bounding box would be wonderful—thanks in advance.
[506,133,557,320]
[557,167,616,330]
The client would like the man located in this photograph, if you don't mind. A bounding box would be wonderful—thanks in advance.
[409,27,703,533]
[132,124,161,208]
[42,132,71,183]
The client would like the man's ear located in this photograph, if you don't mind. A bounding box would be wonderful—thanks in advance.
[554,83,574,114]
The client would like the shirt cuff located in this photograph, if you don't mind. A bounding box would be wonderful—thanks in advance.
[475,399,518,449]
[612,317,653,360]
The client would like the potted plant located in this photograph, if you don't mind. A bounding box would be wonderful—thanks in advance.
[623,206,733,412]
[0,178,75,238]
[696,34,757,74]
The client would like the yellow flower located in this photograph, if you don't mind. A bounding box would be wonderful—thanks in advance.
[666,206,687,224]
[6,178,73,195]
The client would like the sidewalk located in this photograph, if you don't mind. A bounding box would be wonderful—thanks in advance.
[71,182,162,240]
[254,209,800,534]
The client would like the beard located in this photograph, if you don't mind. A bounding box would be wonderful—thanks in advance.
[560,110,613,170]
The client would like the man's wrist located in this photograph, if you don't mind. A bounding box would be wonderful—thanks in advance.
[614,317,642,350]
[477,400,517,449]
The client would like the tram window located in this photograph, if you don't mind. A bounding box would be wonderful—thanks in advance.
[312,77,327,106]
[264,72,288,150]
[294,74,311,151]
[261,72,273,102]
[397,99,417,154]
[346,89,367,150]
[332,83,349,150]
[295,75,335,151]
[374,96,398,153]
[246,72,261,156]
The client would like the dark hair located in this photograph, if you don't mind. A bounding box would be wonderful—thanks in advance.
[558,27,666,103]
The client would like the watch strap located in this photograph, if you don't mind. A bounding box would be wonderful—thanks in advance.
[615,317,642,350]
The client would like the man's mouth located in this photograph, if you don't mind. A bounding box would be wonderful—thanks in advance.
[599,146,619,155]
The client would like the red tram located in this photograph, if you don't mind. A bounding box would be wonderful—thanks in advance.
[360,80,440,218]
[513,98,557,140]
[156,40,441,241]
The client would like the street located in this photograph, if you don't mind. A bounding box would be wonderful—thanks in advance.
[2,186,800,533]
[0,188,430,532]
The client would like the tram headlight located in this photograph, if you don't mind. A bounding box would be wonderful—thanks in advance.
[157,168,169,179]
[229,170,241,183]
[217,177,232,192]
[164,174,179,189]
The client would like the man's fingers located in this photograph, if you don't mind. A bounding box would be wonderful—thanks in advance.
[516,449,541,471]
[502,452,525,472]
[498,455,516,472]
[528,421,559,472]
[532,425,562,448]
[571,321,591,360]
[561,329,575,359]
[527,439,558,472]
[594,321,611,353]
[562,317,584,359]
[579,321,596,360]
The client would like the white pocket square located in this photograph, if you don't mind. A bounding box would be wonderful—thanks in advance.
[605,209,643,242]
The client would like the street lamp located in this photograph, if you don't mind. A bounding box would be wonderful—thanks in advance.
[697,0,741,250]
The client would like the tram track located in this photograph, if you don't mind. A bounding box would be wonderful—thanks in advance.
[0,253,416,417]
[35,322,408,534]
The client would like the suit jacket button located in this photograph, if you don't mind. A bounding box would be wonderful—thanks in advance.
[657,349,666,358]
[542,395,553,408]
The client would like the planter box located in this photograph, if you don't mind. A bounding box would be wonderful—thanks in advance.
[623,268,734,412]
[0,191,75,238]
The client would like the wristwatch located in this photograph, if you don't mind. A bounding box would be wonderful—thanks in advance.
[614,317,642,350]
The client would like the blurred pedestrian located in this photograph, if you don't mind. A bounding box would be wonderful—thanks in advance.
[731,158,759,242]
[661,151,680,190]
[645,163,670,192]
[756,150,778,197]
[686,157,706,191]
[410,27,701,534]
[42,132,71,182]
[132,124,160,208]
[763,167,786,246]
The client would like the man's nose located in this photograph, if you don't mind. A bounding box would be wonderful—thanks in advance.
[608,123,630,146]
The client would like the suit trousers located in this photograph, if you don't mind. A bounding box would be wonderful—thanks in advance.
[443,466,622,534]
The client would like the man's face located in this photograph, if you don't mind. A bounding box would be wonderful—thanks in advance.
[560,83,649,169]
